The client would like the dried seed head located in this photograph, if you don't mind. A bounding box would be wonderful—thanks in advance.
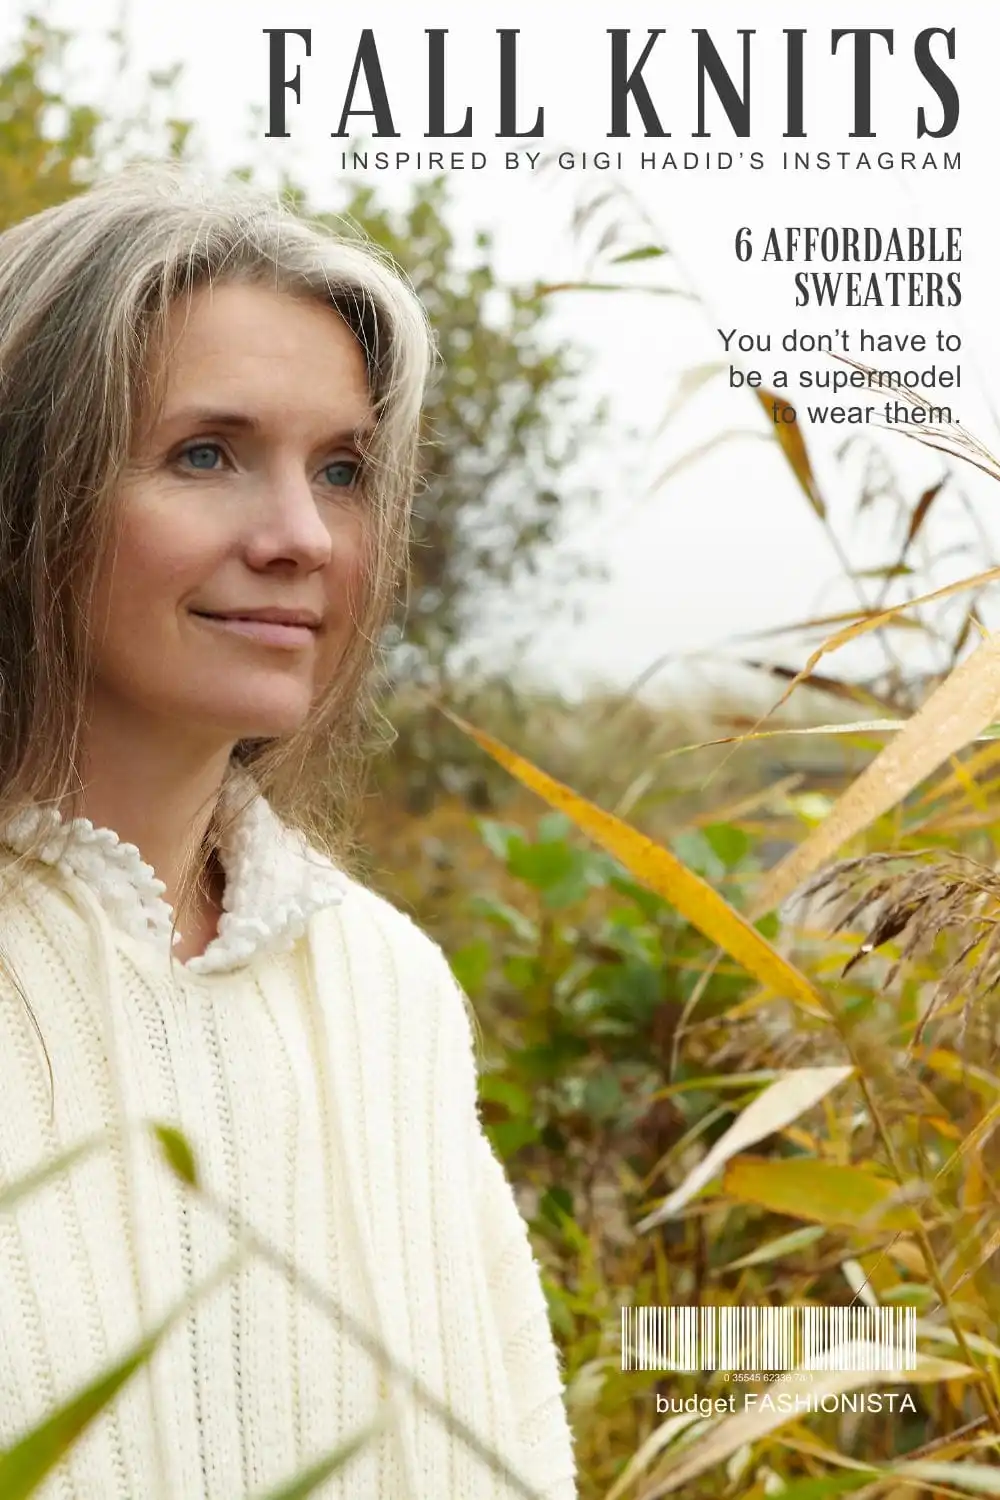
[799,849,1000,1061]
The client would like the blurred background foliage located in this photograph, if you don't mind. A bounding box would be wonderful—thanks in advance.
[3,10,1000,1498]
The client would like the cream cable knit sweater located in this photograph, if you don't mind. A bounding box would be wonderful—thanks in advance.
[0,770,577,1499]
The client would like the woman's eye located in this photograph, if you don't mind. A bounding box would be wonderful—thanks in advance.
[323,459,361,489]
[173,445,359,487]
[179,442,224,471]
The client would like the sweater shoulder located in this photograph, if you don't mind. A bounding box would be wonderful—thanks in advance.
[331,869,446,965]
[310,869,480,1087]
[316,868,470,1025]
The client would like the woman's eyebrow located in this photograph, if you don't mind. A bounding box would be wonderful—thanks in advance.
[162,407,376,446]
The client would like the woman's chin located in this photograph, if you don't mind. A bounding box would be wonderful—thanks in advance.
[187,695,313,742]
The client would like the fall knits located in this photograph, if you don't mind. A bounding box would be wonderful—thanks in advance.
[0,768,577,1498]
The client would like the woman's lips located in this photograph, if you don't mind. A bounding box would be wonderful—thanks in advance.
[192,613,317,648]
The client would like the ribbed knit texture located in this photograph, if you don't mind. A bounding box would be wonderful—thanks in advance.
[0,777,577,1499]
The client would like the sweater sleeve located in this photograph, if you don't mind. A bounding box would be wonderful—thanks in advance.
[472,1127,579,1500]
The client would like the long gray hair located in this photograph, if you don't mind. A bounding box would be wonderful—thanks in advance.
[0,162,435,1088]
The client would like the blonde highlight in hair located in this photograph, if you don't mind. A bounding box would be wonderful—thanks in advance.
[0,163,435,1105]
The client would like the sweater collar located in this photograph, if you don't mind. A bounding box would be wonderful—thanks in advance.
[0,766,349,975]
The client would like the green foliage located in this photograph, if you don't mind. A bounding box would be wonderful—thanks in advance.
[0,13,102,226]
[0,13,196,230]
[457,813,753,1171]
[440,802,1000,1495]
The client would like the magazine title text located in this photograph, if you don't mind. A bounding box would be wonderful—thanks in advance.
[263,28,959,143]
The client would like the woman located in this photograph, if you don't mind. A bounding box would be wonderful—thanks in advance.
[0,165,577,1498]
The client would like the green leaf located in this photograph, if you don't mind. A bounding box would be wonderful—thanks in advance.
[607,872,667,920]
[754,911,781,941]
[151,1123,198,1188]
[768,1474,882,1500]
[669,829,725,882]
[600,961,663,1023]
[536,811,573,842]
[702,822,751,869]
[506,838,588,905]
[502,953,542,990]
[479,1074,533,1117]
[0,1134,107,1214]
[608,245,668,265]
[466,895,538,945]
[487,1118,541,1157]
[0,1250,242,1497]
[537,280,694,299]
[474,819,525,864]
[583,1071,624,1122]
[248,1422,381,1498]
[881,1284,935,1308]
[448,938,492,997]
[537,1185,574,1229]
[721,1223,825,1270]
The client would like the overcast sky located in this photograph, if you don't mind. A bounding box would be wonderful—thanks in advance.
[5,0,997,702]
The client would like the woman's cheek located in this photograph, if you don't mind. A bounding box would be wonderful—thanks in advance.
[337,519,372,621]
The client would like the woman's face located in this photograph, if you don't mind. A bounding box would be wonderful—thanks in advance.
[87,281,374,754]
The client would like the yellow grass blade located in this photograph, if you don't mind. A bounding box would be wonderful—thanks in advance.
[723,565,1000,789]
[436,706,826,1015]
[722,1157,924,1232]
[757,389,825,517]
[751,630,1000,919]
[913,738,1000,808]
[725,605,928,645]
[652,719,906,765]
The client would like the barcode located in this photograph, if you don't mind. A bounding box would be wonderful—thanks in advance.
[620,1306,917,1372]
